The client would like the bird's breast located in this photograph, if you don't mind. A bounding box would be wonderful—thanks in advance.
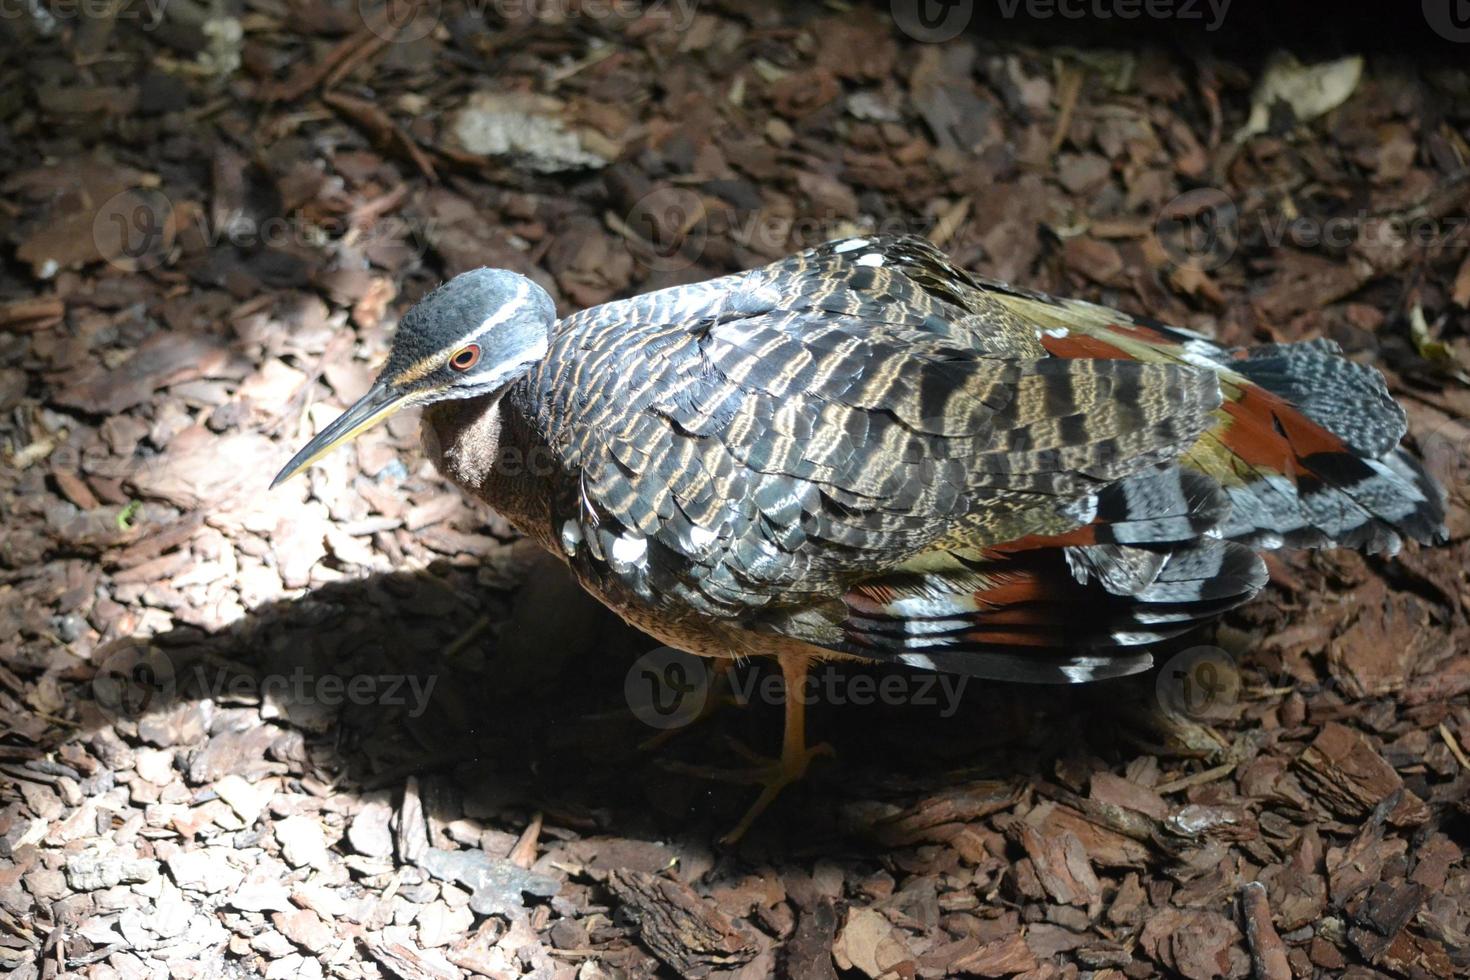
[421,394,559,551]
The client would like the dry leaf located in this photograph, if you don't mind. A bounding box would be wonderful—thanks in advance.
[1236,52,1363,141]
[832,908,912,980]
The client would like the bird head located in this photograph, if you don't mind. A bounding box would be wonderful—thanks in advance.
[271,268,555,487]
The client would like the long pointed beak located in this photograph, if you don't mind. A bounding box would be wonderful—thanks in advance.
[271,382,416,488]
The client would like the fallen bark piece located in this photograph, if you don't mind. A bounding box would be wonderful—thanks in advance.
[1378,929,1456,979]
[126,428,277,508]
[53,332,228,415]
[1089,771,1169,820]
[950,933,1038,976]
[782,897,839,980]
[418,846,559,918]
[1350,880,1429,962]
[607,868,760,979]
[831,906,913,980]
[867,779,1022,846]
[360,934,460,980]
[1012,823,1102,914]
[1239,882,1290,980]
[1295,722,1429,824]
[1141,908,1247,979]
[0,296,65,331]
[1174,911,1247,980]
[1031,802,1151,869]
[1326,591,1434,697]
[1258,862,1327,932]
[64,847,159,890]
[1327,800,1407,906]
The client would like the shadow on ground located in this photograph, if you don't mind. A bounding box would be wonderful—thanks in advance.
[66,559,1216,859]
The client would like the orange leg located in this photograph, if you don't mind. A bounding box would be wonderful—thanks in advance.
[665,654,834,844]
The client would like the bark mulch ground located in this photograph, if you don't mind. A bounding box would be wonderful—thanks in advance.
[1,3,1468,978]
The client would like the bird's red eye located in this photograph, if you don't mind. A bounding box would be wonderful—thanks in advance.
[449,344,481,371]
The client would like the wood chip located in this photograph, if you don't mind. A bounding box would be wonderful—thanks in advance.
[1239,882,1290,980]
[1296,723,1430,825]
[607,869,760,979]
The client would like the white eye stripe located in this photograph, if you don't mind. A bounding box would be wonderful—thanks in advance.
[452,277,529,352]
[392,276,534,386]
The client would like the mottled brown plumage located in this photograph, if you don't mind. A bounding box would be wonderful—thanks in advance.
[277,235,1446,839]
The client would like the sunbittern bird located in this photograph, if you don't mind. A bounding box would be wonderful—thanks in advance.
[274,235,1447,840]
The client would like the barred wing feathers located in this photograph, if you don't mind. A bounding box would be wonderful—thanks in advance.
[523,235,1443,683]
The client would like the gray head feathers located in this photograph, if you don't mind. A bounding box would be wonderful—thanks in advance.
[380,268,556,400]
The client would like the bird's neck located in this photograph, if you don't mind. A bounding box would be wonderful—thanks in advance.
[420,386,555,547]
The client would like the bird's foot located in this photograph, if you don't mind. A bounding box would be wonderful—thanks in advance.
[665,739,834,844]
[720,739,834,845]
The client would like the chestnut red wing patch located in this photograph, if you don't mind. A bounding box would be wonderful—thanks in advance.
[1037,332,1134,360]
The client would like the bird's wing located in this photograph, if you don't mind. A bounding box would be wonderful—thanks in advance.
[529,237,1222,636]
[745,237,1444,682]
[785,470,1269,682]
[963,267,1447,554]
